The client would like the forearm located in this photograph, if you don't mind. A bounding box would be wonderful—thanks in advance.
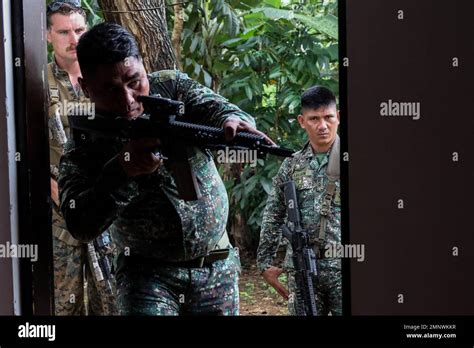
[256,196,285,272]
[59,154,138,242]
[257,224,283,273]
[256,161,290,272]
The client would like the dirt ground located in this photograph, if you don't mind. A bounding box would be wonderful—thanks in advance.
[238,261,289,316]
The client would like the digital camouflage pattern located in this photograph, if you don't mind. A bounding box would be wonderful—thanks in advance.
[53,228,118,315]
[59,70,254,315]
[116,248,241,315]
[49,58,118,315]
[256,140,342,315]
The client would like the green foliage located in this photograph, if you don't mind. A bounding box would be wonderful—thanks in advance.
[81,0,104,26]
[179,0,339,244]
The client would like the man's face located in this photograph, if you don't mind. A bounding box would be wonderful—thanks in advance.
[47,12,87,63]
[297,104,339,151]
[79,57,150,119]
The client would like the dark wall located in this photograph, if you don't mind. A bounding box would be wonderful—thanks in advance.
[345,0,474,314]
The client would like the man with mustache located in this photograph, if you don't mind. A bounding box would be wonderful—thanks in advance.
[257,86,342,315]
[58,22,275,315]
[47,0,116,315]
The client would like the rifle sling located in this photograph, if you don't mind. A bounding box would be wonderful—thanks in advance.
[316,135,340,250]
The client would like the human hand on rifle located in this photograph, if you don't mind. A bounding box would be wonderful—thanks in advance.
[118,138,163,177]
[262,266,289,299]
[223,118,276,146]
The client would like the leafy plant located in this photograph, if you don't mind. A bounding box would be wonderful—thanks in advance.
[179,0,340,249]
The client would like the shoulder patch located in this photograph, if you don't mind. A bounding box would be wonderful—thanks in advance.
[157,70,178,82]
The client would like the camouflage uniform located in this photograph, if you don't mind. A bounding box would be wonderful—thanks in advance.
[59,70,250,315]
[48,57,118,315]
[257,140,342,315]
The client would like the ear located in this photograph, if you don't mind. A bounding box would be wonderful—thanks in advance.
[297,114,305,129]
[46,29,52,44]
[78,77,89,98]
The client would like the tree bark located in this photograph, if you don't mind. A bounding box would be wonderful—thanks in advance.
[98,0,176,72]
[171,3,183,70]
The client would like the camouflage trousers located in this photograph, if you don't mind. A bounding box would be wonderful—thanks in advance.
[287,260,342,316]
[53,224,118,315]
[115,247,241,316]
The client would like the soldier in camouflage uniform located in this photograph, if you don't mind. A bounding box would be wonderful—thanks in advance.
[47,0,117,315]
[58,23,273,315]
[257,86,342,316]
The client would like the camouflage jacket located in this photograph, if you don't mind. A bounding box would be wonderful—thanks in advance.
[58,70,255,262]
[48,56,87,179]
[256,140,341,272]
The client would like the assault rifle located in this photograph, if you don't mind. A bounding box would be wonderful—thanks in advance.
[70,95,294,201]
[281,181,318,316]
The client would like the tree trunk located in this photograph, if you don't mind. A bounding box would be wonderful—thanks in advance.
[171,3,183,70]
[98,0,176,72]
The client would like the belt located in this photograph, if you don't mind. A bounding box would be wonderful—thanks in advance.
[121,248,231,269]
[166,249,230,268]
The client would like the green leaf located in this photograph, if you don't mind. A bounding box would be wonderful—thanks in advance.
[244,176,258,195]
[244,55,250,66]
[269,66,282,79]
[252,8,338,40]
[326,44,339,61]
[297,59,305,71]
[243,11,265,21]
[203,69,213,87]
[242,23,265,37]
[260,177,273,194]
[213,60,230,72]
[294,13,338,40]
[220,37,246,47]
[253,7,293,21]
[190,36,199,53]
[263,0,281,8]
[193,62,201,76]
[244,85,253,101]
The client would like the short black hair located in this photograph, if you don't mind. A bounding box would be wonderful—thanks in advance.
[301,85,336,111]
[77,22,141,77]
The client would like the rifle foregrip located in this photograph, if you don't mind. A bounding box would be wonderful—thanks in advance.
[169,119,294,157]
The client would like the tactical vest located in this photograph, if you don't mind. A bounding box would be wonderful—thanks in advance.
[48,63,81,247]
[47,63,73,145]
[318,135,340,247]
[291,135,340,249]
